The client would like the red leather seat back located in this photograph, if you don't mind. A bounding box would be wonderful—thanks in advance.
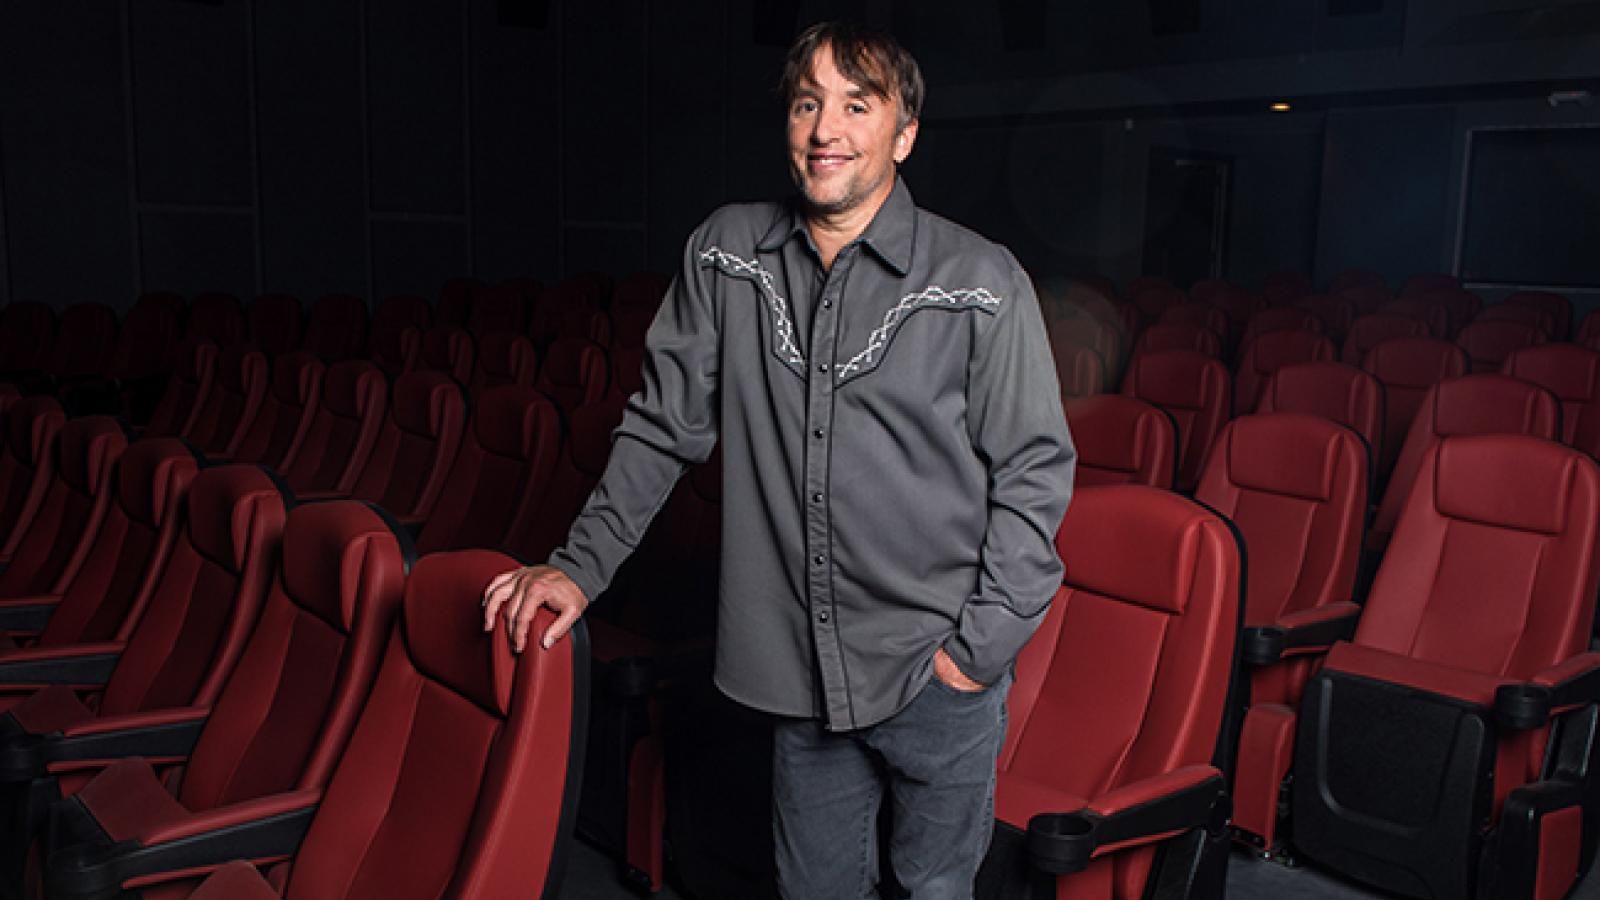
[1294,294,1355,342]
[370,295,432,376]
[504,396,626,561]
[248,294,303,358]
[536,336,610,413]
[417,325,475,386]
[1131,285,1186,321]
[1050,342,1107,399]
[302,294,368,362]
[1505,290,1572,341]
[1126,275,1173,300]
[1456,320,1547,373]
[1372,374,1560,548]
[1196,414,1366,629]
[468,285,528,339]
[1233,330,1337,416]
[1428,287,1483,337]
[34,438,198,647]
[416,386,562,555]
[1335,282,1392,317]
[0,396,66,563]
[1362,336,1467,478]
[1255,361,1383,465]
[1157,302,1228,340]
[469,331,538,400]
[1380,296,1449,338]
[352,371,466,521]
[0,416,125,597]
[1360,435,1600,677]
[1120,350,1231,491]
[1046,310,1122,380]
[46,302,118,379]
[277,549,583,900]
[188,345,270,459]
[283,360,387,495]
[1474,302,1554,337]
[1400,272,1460,298]
[438,277,483,328]
[1262,270,1312,305]
[233,352,325,472]
[145,339,219,439]
[99,464,287,716]
[105,303,179,381]
[0,302,56,372]
[1502,343,1600,459]
[1242,306,1323,348]
[1063,394,1176,489]
[188,293,246,347]
[1341,312,1428,366]
[997,485,1241,898]
[177,500,407,813]
[1132,322,1222,360]
[1329,269,1385,295]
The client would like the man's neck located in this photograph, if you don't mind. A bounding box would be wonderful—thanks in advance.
[804,185,893,272]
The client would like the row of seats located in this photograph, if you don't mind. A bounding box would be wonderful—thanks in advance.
[0,433,585,899]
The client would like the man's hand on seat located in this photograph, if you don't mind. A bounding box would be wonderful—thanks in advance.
[482,565,589,653]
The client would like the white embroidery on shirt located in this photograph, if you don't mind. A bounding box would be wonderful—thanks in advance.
[835,286,1003,381]
[699,248,806,367]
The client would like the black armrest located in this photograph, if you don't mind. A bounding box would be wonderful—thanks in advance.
[1241,609,1361,668]
[1496,653,1600,730]
[0,603,55,633]
[0,716,204,782]
[45,806,315,900]
[0,650,120,687]
[1025,771,1226,875]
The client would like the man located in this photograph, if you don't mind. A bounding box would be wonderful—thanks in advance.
[483,21,1074,899]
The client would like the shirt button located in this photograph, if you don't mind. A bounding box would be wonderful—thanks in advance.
[812,554,825,566]
[811,492,823,503]
[817,611,831,624]
[822,299,833,309]
[813,428,824,439]
[817,363,830,373]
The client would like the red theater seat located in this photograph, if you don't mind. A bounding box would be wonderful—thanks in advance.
[1232,330,1336,416]
[468,331,538,400]
[1157,303,1228,344]
[467,284,528,338]
[43,303,117,383]
[1051,343,1107,400]
[1187,278,1234,305]
[1334,282,1391,317]
[1456,319,1548,373]
[1475,302,1556,337]
[1291,435,1600,900]
[984,485,1240,900]
[1209,286,1265,346]
[1502,343,1600,460]
[1369,373,1559,554]
[437,277,483,327]
[36,501,408,900]
[1427,287,1483,337]
[1380,296,1449,338]
[1399,272,1460,298]
[1193,415,1367,853]
[280,360,386,497]
[1241,306,1323,349]
[160,550,587,900]
[1293,294,1355,342]
[1130,285,1186,321]
[1506,290,1572,341]
[0,397,66,567]
[1261,270,1312,305]
[187,294,245,348]
[133,291,186,324]
[246,295,302,359]
[1120,350,1231,492]
[187,346,270,461]
[0,439,197,652]
[1063,395,1176,489]
[232,352,324,474]
[368,295,431,378]
[1255,362,1383,467]
[536,336,610,414]
[350,371,466,525]
[301,294,367,362]
[1328,269,1385,294]
[144,340,218,440]
[415,325,475,386]
[0,303,55,375]
[1131,323,1223,360]
[414,386,562,556]
[1046,311,1123,383]
[1361,336,1467,480]
[101,302,180,400]
[504,395,626,562]
[0,417,125,607]
[1341,312,1428,366]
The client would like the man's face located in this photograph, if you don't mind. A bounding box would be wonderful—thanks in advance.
[786,44,918,219]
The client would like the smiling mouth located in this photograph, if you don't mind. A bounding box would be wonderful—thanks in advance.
[807,154,855,170]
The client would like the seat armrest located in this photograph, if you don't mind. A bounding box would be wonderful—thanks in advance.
[1242,602,1361,667]
[0,596,62,633]
[1496,652,1600,729]
[138,789,323,845]
[45,792,320,900]
[0,707,210,781]
[295,489,349,502]
[1025,765,1226,875]
[0,642,124,687]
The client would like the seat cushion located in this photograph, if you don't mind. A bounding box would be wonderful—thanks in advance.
[75,757,191,842]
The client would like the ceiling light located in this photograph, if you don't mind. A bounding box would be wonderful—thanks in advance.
[1270,102,1292,112]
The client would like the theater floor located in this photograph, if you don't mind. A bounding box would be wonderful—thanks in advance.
[555,838,1600,899]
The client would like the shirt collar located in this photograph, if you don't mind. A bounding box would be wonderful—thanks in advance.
[757,177,916,277]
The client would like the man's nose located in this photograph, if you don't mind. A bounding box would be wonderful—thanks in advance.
[810,105,841,144]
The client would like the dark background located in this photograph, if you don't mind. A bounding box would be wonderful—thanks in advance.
[3,0,1599,309]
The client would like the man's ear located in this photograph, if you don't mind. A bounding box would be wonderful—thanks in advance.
[894,118,920,164]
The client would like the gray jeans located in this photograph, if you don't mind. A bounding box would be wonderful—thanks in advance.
[772,672,1011,900]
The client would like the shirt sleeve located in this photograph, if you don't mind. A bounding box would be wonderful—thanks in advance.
[548,229,721,602]
[943,250,1076,686]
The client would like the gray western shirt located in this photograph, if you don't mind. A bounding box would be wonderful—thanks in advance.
[551,178,1076,731]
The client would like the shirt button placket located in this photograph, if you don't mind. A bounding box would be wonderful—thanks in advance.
[805,249,852,728]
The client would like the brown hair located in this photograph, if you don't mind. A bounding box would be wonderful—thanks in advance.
[779,22,925,131]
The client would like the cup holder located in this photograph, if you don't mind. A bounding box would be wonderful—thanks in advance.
[1027,811,1099,874]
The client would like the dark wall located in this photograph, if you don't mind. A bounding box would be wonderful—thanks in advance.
[4,0,1600,310]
